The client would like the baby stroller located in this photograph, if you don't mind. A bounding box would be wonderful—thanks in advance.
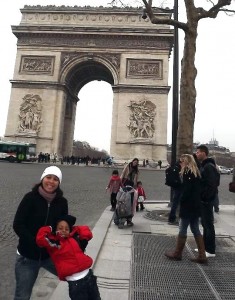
[113,186,136,229]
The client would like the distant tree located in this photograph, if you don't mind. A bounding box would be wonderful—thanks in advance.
[110,0,235,156]
[73,140,108,158]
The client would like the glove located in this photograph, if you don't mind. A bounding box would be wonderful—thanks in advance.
[45,235,61,249]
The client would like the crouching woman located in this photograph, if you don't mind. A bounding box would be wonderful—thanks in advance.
[165,154,207,264]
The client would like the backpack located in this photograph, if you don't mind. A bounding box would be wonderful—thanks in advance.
[165,165,181,188]
[116,186,134,218]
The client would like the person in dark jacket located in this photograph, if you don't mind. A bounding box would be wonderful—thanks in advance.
[13,166,68,300]
[196,144,218,258]
[167,160,182,225]
[165,154,207,264]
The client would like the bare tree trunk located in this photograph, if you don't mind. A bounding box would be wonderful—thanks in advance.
[177,23,198,156]
[140,0,234,157]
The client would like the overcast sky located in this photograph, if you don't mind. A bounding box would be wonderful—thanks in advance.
[0,0,235,152]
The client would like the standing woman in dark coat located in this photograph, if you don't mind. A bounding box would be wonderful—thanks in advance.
[13,166,68,300]
[165,154,207,264]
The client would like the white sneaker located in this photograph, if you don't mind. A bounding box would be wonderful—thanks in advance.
[195,249,215,257]
[206,252,216,258]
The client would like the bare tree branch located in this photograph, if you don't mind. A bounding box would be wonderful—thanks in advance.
[108,0,126,6]
[197,0,233,20]
[142,0,188,31]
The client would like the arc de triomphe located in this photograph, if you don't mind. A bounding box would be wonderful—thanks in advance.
[4,5,173,162]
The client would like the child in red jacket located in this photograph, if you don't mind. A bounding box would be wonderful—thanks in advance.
[136,181,146,211]
[106,169,123,211]
[36,215,101,300]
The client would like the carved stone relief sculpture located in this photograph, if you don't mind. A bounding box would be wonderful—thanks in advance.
[60,52,120,73]
[20,56,55,75]
[127,59,162,78]
[127,100,156,139]
[18,94,42,134]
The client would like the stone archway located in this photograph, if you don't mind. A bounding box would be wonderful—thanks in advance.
[60,55,116,155]
[4,5,173,162]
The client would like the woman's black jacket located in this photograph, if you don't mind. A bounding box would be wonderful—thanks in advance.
[13,186,68,260]
[179,170,201,219]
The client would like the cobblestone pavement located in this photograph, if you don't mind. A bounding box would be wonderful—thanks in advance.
[0,162,233,299]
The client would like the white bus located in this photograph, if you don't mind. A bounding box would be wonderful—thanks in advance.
[0,141,36,162]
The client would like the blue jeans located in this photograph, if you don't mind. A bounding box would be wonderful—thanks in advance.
[200,201,216,254]
[68,269,101,300]
[14,254,57,300]
[179,217,201,237]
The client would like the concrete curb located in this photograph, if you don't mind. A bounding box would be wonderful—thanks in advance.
[49,206,113,300]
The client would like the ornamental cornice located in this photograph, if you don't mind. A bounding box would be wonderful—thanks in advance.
[13,25,173,36]
[20,6,172,30]
[113,85,170,94]
[17,34,173,51]
[22,5,164,12]
[10,80,78,102]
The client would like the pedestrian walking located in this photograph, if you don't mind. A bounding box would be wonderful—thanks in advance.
[120,158,139,226]
[13,166,68,300]
[158,160,162,169]
[196,144,220,258]
[166,160,182,225]
[36,215,101,300]
[106,169,123,211]
[165,154,207,264]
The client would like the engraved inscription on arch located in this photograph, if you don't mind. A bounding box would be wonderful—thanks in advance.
[20,56,55,75]
[127,59,163,79]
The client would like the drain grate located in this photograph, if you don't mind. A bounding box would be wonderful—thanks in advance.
[130,234,235,300]
[144,210,170,222]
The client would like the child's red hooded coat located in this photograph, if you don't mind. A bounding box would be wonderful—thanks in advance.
[36,225,93,280]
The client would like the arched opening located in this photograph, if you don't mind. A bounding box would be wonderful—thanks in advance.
[75,80,113,151]
[61,60,115,155]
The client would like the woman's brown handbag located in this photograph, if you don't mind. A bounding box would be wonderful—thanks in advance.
[229,181,235,193]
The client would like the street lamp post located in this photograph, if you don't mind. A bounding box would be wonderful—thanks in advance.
[170,0,179,204]
[171,0,179,166]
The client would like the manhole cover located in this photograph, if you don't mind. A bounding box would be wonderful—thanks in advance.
[144,210,170,222]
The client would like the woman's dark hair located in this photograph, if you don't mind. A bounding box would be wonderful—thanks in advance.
[132,158,139,163]
[137,181,142,185]
[129,158,139,173]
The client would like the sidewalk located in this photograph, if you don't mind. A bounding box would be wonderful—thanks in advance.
[32,203,235,300]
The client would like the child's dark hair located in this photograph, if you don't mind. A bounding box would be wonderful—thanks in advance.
[137,181,142,185]
[112,169,119,175]
[54,215,76,233]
